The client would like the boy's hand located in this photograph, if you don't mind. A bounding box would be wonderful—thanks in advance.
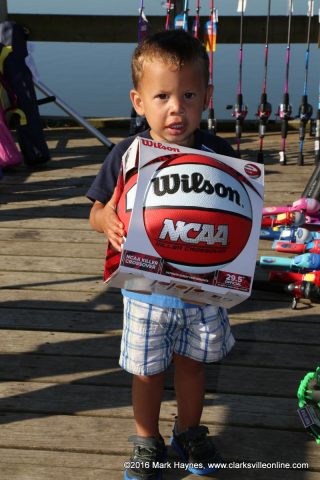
[89,186,125,252]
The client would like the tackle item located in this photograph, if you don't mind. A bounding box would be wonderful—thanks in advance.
[256,0,272,164]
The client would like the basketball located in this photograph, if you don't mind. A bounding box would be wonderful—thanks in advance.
[143,154,253,272]
[117,153,253,273]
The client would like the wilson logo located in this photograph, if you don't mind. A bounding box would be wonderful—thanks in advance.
[141,139,180,152]
[152,172,241,206]
[159,219,228,245]
[244,163,261,179]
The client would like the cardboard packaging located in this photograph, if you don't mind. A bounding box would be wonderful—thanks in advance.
[104,137,264,308]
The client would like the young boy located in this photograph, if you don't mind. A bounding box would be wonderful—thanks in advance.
[87,30,235,480]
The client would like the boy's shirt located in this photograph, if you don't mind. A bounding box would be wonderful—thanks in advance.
[87,128,235,308]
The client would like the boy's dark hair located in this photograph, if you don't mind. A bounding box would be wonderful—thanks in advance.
[131,30,210,89]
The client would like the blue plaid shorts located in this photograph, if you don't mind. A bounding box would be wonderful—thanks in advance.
[119,297,235,376]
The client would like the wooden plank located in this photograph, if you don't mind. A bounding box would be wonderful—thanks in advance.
[1,161,105,175]
[0,228,105,244]
[0,194,90,204]
[0,210,92,223]
[1,306,319,347]
[0,271,104,292]
[0,288,122,311]
[0,308,123,332]
[0,255,102,274]
[232,320,320,344]
[0,414,316,468]
[0,449,316,480]
[225,340,319,370]
[0,329,317,370]
[0,241,105,259]
[230,304,320,324]
[0,288,290,315]
[0,464,121,480]
[1,176,93,188]
[0,381,301,431]
[1,166,105,181]
[0,354,308,398]
[0,329,122,357]
[1,176,100,187]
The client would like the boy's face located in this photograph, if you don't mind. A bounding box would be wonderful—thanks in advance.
[130,59,212,148]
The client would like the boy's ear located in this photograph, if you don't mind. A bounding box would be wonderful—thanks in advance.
[203,84,213,111]
[130,89,145,116]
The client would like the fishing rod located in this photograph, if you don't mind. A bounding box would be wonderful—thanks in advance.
[226,0,248,158]
[129,0,149,135]
[314,76,320,164]
[312,14,320,165]
[278,0,294,165]
[193,0,201,39]
[256,0,272,164]
[165,0,174,31]
[205,0,217,134]
[174,0,189,31]
[297,0,314,166]
[137,0,149,43]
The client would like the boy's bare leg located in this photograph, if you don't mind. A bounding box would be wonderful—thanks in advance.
[132,371,165,438]
[173,353,205,433]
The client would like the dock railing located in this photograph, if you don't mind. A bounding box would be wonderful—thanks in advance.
[1,0,319,45]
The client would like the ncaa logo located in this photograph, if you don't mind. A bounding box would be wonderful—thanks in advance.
[244,163,261,179]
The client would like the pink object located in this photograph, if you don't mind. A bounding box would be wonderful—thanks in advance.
[263,198,320,216]
[0,108,22,168]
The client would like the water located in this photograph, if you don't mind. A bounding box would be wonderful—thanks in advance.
[6,0,320,120]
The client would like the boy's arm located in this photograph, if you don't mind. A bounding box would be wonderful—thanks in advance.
[89,187,124,252]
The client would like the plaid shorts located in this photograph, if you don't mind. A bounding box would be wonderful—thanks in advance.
[119,297,235,376]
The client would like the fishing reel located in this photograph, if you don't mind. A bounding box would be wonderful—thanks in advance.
[256,93,272,126]
[233,103,248,122]
[298,100,313,125]
[297,96,313,165]
[256,93,272,163]
[278,102,292,121]
[129,111,149,136]
[297,367,320,444]
[287,280,320,309]
[226,94,248,124]
[257,100,272,142]
[257,103,272,123]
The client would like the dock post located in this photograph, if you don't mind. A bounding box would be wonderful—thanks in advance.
[0,0,8,22]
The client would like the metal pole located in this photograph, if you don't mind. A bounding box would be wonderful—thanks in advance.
[0,0,8,22]
[34,79,114,149]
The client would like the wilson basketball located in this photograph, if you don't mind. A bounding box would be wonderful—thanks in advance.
[142,154,253,272]
[116,171,138,234]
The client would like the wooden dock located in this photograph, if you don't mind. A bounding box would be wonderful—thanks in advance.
[0,125,320,480]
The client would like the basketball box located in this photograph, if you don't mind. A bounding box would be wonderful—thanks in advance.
[104,137,264,308]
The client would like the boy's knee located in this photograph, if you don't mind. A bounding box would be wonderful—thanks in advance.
[174,353,204,373]
[133,371,165,383]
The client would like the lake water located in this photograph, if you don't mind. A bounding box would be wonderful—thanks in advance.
[6,0,320,120]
